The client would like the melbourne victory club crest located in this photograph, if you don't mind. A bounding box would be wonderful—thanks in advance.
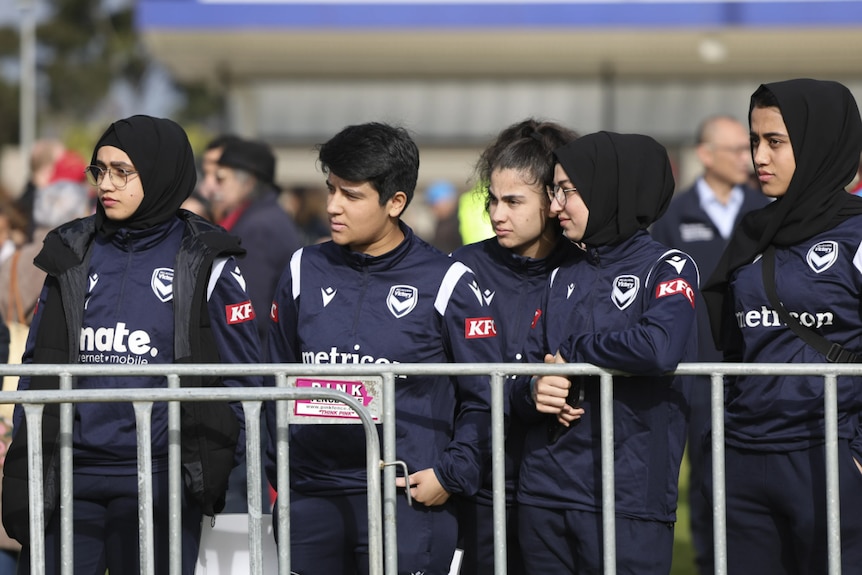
[806,241,838,273]
[387,285,418,318]
[151,268,174,302]
[611,275,639,310]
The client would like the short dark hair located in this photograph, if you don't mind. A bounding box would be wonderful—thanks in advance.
[475,118,578,211]
[317,122,420,208]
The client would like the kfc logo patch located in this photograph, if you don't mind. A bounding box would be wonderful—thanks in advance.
[656,278,695,308]
[465,317,497,339]
[611,275,639,311]
[270,302,279,322]
[226,300,256,324]
[806,241,838,274]
[387,285,418,318]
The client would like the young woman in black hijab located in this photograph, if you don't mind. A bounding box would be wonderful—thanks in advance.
[702,79,862,574]
[2,115,262,574]
[518,132,698,575]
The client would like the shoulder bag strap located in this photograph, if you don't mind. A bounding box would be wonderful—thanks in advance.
[761,245,859,363]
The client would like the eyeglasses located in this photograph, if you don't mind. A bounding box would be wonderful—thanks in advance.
[84,165,139,190]
[546,183,579,207]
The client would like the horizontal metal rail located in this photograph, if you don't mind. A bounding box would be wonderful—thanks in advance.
[1,361,851,575]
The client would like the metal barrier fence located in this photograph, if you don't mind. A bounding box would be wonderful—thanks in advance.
[0,361,857,575]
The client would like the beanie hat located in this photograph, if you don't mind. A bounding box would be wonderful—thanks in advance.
[217,139,277,187]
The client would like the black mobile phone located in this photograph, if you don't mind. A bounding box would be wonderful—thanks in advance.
[547,376,586,444]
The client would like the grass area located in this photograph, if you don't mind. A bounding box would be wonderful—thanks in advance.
[671,449,699,575]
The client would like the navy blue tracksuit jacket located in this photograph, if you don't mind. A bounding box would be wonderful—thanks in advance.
[517,230,698,522]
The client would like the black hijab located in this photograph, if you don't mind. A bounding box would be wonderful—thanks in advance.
[92,115,196,236]
[552,131,675,247]
[702,79,862,348]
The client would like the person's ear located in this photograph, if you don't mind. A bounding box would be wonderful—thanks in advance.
[696,143,713,169]
[387,191,408,218]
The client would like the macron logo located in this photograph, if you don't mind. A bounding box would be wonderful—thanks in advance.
[226,300,256,324]
[465,317,497,339]
[321,287,337,307]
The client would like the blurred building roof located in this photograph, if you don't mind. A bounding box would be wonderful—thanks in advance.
[138,1,862,82]
[135,1,862,186]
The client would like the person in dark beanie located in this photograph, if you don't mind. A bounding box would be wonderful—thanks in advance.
[213,138,302,515]
[214,138,302,345]
[195,134,242,222]
[1,115,262,575]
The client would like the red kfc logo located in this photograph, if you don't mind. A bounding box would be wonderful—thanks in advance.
[270,302,279,322]
[465,317,497,339]
[226,300,256,324]
[655,278,695,308]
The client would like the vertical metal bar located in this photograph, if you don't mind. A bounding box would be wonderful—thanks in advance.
[600,372,616,575]
[24,403,45,575]
[275,373,290,575]
[491,373,507,575]
[711,373,727,575]
[365,392,383,575]
[243,400,264,575]
[134,402,155,575]
[167,373,182,575]
[58,373,73,575]
[382,372,397,575]
[823,374,841,575]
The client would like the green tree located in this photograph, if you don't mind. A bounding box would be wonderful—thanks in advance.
[0,0,224,149]
[0,26,21,148]
[36,0,147,122]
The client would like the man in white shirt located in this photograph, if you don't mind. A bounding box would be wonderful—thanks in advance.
[651,115,770,575]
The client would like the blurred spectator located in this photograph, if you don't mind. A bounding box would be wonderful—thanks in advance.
[424,180,461,254]
[282,185,330,245]
[214,139,301,515]
[0,172,90,327]
[16,139,64,241]
[650,114,770,575]
[0,211,17,265]
[196,134,242,222]
[214,138,302,341]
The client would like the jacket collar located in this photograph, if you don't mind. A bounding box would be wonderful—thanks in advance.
[338,220,415,271]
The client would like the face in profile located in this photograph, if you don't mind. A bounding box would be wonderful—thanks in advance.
[488,168,552,258]
[212,166,254,217]
[325,173,406,256]
[549,163,590,243]
[750,106,797,198]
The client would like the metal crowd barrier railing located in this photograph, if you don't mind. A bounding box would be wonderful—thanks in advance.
[0,362,856,575]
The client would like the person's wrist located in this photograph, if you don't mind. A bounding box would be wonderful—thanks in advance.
[530,375,539,397]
